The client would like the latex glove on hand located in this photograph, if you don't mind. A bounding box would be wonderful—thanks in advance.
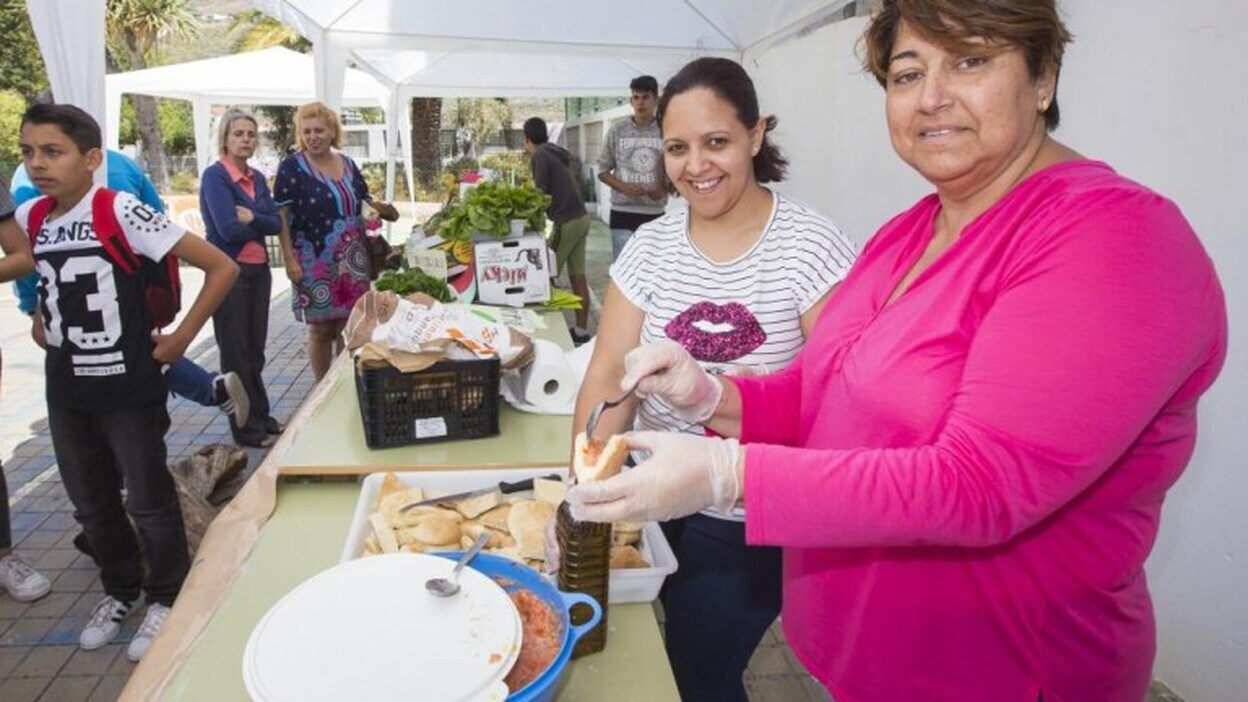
[543,515,561,574]
[621,340,722,424]
[566,431,742,524]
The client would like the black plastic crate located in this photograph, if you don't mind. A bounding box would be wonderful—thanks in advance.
[354,357,501,448]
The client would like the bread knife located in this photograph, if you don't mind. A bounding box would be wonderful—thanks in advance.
[399,474,561,512]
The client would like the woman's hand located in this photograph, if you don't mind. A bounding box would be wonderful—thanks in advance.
[235,205,255,224]
[621,340,723,423]
[543,517,561,573]
[566,432,742,523]
[284,258,303,285]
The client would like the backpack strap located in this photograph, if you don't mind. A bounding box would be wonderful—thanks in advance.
[25,196,56,247]
[91,188,141,275]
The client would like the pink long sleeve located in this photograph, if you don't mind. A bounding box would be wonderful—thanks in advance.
[735,161,1226,701]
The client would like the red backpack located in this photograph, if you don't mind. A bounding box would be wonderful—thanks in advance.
[27,188,183,329]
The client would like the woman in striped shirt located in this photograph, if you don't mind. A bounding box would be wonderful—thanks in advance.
[572,57,856,701]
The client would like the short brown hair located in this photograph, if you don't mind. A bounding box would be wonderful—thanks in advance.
[294,101,342,151]
[861,0,1073,130]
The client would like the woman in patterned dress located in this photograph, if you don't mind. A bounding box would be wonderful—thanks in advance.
[274,102,378,381]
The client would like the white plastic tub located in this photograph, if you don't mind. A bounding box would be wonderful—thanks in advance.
[341,468,678,603]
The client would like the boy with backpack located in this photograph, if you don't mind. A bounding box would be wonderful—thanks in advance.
[15,104,238,661]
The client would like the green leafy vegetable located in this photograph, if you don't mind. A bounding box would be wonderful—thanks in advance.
[375,268,452,302]
[426,181,551,241]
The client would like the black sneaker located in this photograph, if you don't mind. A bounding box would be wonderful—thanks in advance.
[569,327,592,346]
[214,372,251,428]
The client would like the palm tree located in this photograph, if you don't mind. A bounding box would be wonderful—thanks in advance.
[106,0,200,191]
[410,97,443,189]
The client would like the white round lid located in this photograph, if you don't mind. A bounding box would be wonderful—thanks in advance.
[243,553,521,702]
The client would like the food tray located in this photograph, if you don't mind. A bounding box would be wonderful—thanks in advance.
[341,468,678,604]
[354,357,500,448]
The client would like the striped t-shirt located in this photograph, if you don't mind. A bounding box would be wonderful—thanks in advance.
[610,190,855,516]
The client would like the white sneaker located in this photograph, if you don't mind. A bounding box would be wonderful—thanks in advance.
[215,372,251,428]
[0,554,52,602]
[127,603,172,662]
[80,595,134,650]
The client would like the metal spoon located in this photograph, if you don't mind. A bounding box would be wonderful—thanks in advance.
[584,381,638,440]
[426,532,491,597]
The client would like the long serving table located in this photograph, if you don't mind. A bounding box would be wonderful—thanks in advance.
[128,320,680,701]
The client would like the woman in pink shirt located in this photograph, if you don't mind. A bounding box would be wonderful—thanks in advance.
[568,1,1228,700]
[200,109,284,448]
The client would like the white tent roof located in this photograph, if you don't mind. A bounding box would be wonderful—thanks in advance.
[104,47,392,185]
[105,46,387,107]
[252,0,856,99]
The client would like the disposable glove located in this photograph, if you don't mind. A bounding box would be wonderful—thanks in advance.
[620,341,722,424]
[543,516,561,573]
[566,432,741,524]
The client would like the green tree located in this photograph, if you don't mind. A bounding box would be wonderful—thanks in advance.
[106,0,201,192]
[0,89,27,176]
[447,98,512,161]
[230,10,309,156]
[0,1,49,103]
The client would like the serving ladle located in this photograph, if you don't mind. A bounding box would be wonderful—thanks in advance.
[426,532,491,597]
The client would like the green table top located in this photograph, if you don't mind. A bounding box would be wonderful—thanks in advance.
[164,482,679,701]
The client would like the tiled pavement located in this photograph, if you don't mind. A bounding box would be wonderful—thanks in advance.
[0,220,1177,701]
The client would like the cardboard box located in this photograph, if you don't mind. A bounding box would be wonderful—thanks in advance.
[473,232,552,307]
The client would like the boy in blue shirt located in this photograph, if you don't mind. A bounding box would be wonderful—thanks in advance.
[16,104,238,661]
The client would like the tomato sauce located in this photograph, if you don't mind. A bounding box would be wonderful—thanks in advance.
[504,590,562,692]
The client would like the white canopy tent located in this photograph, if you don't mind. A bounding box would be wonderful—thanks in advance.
[24,0,108,185]
[248,0,855,208]
[103,47,411,199]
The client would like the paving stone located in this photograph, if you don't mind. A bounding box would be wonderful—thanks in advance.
[41,616,84,647]
[36,674,97,702]
[0,646,30,677]
[0,596,32,618]
[33,550,77,571]
[25,593,78,620]
[746,673,816,702]
[746,644,799,678]
[60,645,120,677]
[50,571,97,594]
[13,644,73,678]
[0,676,50,702]
[85,675,128,702]
[0,618,57,646]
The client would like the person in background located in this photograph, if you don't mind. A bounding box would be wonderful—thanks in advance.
[200,108,283,449]
[275,101,380,381]
[10,151,250,428]
[567,2,1227,699]
[522,117,592,344]
[17,103,238,662]
[0,182,52,604]
[571,58,855,701]
[597,74,667,261]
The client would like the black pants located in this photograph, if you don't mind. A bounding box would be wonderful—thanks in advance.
[659,513,783,702]
[213,262,273,443]
[0,461,10,552]
[48,402,187,605]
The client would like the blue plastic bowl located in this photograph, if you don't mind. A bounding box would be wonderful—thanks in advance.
[433,552,601,702]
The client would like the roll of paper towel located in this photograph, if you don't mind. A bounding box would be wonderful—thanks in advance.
[501,339,577,414]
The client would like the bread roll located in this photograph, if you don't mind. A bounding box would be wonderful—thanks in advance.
[508,500,555,561]
[610,545,649,569]
[573,432,628,483]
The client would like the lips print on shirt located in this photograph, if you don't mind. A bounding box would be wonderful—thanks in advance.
[664,301,766,363]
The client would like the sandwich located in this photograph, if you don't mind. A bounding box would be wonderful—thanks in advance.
[572,432,628,484]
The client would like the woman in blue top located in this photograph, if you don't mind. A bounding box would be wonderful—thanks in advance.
[274,102,377,381]
[200,108,283,447]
